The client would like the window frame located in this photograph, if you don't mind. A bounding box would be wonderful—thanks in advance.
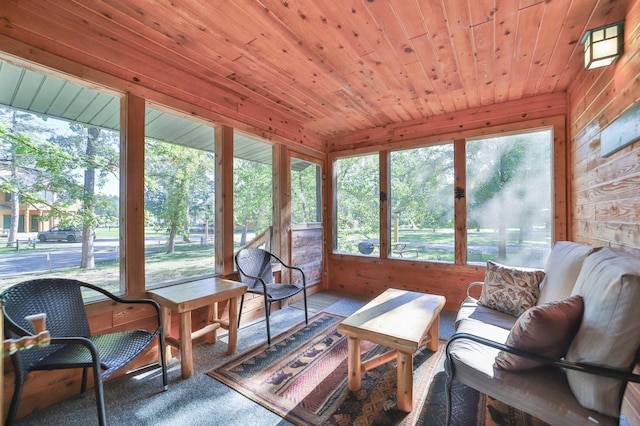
[329,120,565,265]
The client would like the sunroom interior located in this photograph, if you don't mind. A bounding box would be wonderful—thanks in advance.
[1,0,639,424]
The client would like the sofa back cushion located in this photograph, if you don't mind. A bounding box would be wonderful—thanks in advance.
[566,247,640,417]
[537,241,596,305]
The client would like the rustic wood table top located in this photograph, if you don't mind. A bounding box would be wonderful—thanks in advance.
[147,277,247,312]
[338,288,446,353]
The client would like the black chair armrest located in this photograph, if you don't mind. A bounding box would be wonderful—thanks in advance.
[81,282,163,331]
[50,336,100,354]
[268,252,307,287]
[446,333,640,383]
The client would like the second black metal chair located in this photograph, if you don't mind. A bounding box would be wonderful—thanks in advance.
[235,247,308,344]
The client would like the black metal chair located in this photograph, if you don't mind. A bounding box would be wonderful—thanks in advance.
[235,247,308,344]
[1,278,168,426]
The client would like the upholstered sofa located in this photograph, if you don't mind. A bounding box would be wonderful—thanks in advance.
[445,241,640,425]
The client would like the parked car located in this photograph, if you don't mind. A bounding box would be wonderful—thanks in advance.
[37,226,96,243]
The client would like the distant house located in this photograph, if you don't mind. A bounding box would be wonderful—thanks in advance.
[0,188,58,235]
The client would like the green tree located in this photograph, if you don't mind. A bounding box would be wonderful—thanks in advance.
[291,160,320,224]
[145,140,214,254]
[391,145,454,233]
[335,154,379,251]
[94,194,119,226]
[467,133,550,259]
[233,158,272,245]
[44,124,119,267]
[1,107,120,269]
[0,108,45,246]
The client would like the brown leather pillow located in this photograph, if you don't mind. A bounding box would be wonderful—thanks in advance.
[494,295,584,370]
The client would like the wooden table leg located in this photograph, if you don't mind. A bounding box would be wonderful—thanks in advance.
[397,351,413,412]
[207,303,218,344]
[346,336,362,391]
[161,306,172,363]
[227,296,239,355]
[427,314,440,352]
[178,311,194,379]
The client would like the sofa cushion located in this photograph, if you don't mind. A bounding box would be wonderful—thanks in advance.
[448,318,619,426]
[455,297,518,331]
[494,295,583,370]
[566,248,640,417]
[478,261,545,317]
[537,241,596,305]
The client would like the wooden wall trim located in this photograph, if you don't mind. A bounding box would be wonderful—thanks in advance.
[453,139,467,265]
[379,151,390,259]
[273,144,290,270]
[328,92,567,151]
[215,126,235,276]
[121,93,146,298]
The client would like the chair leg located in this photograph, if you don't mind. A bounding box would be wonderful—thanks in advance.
[237,294,245,328]
[81,366,88,393]
[303,287,308,324]
[6,372,24,425]
[264,297,271,345]
[159,330,168,391]
[92,363,107,426]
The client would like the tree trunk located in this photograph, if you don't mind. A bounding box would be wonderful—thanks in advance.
[241,219,248,245]
[7,188,19,246]
[81,127,98,269]
[167,223,177,254]
[497,155,508,260]
[498,225,507,259]
[6,111,20,246]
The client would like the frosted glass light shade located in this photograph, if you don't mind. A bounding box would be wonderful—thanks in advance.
[581,22,624,70]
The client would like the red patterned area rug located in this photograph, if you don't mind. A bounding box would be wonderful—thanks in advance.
[207,312,548,426]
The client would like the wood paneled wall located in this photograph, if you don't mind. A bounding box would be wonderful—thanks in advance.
[291,224,324,286]
[568,1,640,422]
[568,0,640,253]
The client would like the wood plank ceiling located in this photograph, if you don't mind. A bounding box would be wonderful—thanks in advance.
[0,0,629,151]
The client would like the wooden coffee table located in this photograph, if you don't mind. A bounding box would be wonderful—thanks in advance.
[147,277,247,379]
[337,288,446,412]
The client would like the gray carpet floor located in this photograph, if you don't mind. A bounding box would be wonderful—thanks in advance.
[13,291,457,426]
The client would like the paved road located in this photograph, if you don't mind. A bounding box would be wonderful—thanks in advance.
[0,239,120,279]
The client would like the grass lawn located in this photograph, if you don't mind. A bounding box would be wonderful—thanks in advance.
[338,227,551,266]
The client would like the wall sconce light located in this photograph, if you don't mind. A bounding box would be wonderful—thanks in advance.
[581,21,624,70]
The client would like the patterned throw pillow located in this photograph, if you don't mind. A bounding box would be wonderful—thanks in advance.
[478,260,545,317]
[494,295,584,370]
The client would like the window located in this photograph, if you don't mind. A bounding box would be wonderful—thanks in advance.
[233,133,273,250]
[144,107,216,288]
[334,154,379,255]
[466,129,553,268]
[390,144,454,261]
[291,158,321,224]
[0,60,121,295]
